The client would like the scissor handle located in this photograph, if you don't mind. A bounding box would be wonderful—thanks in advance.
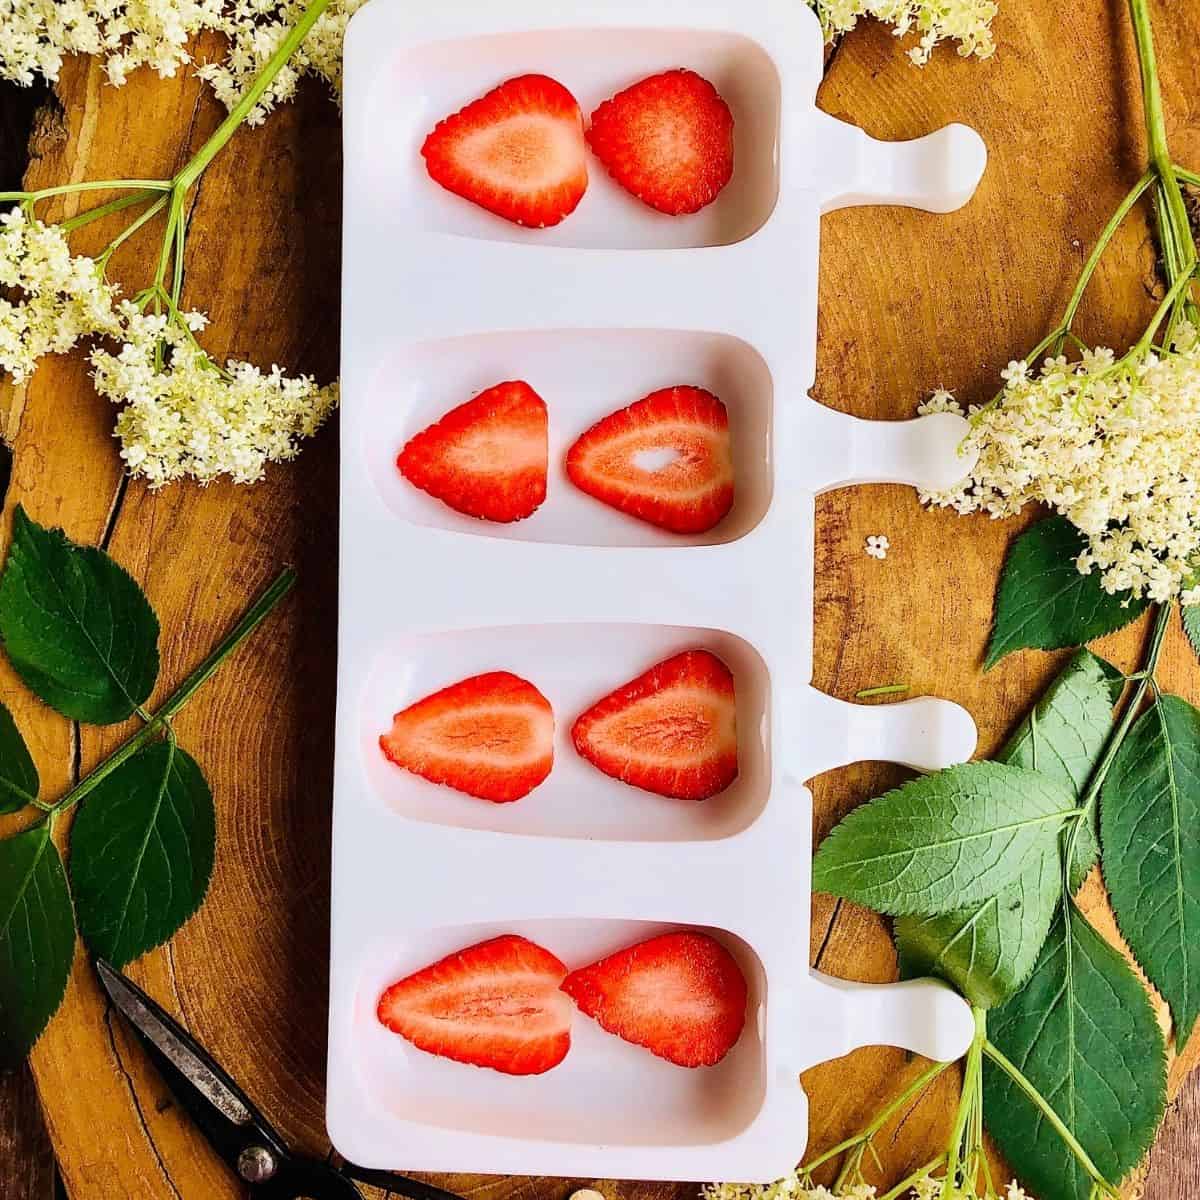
[261,1157,365,1200]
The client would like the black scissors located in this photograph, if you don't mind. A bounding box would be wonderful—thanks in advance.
[96,959,465,1200]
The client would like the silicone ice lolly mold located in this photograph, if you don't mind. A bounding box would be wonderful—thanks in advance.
[330,0,988,1182]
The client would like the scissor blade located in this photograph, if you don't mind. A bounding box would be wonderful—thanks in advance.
[95,959,253,1128]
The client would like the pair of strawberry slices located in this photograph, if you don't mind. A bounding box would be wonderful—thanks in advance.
[423,69,735,226]
[379,649,738,804]
[378,930,748,1076]
[398,381,735,535]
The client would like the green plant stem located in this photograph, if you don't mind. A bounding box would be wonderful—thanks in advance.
[941,1009,986,1198]
[800,1058,951,1177]
[1174,164,1199,188]
[855,684,910,699]
[983,1040,1121,1197]
[97,195,169,266]
[49,567,296,817]
[172,0,333,195]
[879,1156,946,1200]
[1063,601,1173,883]
[0,180,170,206]
[59,189,160,235]
[1055,170,1155,343]
[1131,264,1199,353]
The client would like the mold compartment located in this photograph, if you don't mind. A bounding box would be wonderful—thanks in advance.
[352,919,767,1145]
[362,28,782,249]
[365,329,774,547]
[361,623,771,840]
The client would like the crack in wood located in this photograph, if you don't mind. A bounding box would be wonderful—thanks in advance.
[102,1004,186,1200]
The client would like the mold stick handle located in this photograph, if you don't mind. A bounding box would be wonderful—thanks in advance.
[814,111,987,214]
[799,974,976,1070]
[799,406,978,494]
[784,688,978,782]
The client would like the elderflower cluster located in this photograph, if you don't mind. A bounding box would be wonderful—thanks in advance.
[91,303,338,487]
[704,1174,1027,1200]
[0,207,120,382]
[923,326,1200,602]
[806,0,997,64]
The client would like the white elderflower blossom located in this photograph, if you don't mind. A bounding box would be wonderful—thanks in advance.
[917,388,964,416]
[0,207,121,382]
[807,0,996,63]
[924,323,1200,601]
[866,534,890,559]
[703,1173,836,1200]
[92,301,338,487]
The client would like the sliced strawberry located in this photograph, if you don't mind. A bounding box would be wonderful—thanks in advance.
[562,931,747,1067]
[566,386,733,534]
[398,381,548,524]
[422,74,588,228]
[378,934,573,1075]
[572,649,737,801]
[586,69,734,216]
[380,671,554,803]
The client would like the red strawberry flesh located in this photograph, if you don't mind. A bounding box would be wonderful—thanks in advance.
[398,380,548,524]
[561,931,747,1067]
[422,74,588,227]
[378,934,572,1075]
[587,69,734,216]
[380,671,554,803]
[565,386,734,534]
[571,649,737,801]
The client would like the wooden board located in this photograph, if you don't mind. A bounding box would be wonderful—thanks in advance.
[1,4,1199,1197]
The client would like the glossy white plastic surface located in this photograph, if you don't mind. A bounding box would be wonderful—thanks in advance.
[332,0,985,1181]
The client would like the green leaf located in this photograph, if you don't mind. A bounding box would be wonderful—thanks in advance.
[812,762,1079,916]
[0,505,159,724]
[1101,695,1200,1046]
[0,823,75,1065]
[895,650,1122,1008]
[70,741,214,969]
[1183,605,1200,664]
[0,702,39,815]
[986,517,1148,669]
[896,849,1059,1009]
[985,905,1166,1200]
[999,647,1123,891]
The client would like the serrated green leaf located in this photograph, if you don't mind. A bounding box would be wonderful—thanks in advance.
[812,762,1079,916]
[895,650,1121,1008]
[1183,605,1200,663]
[0,702,38,815]
[985,905,1166,1200]
[1101,695,1200,1046]
[986,517,1148,669]
[1000,648,1122,891]
[896,848,1059,1008]
[71,741,214,969]
[0,505,159,724]
[0,824,75,1065]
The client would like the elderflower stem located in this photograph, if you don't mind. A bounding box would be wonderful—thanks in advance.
[880,1156,947,1200]
[800,1058,951,1176]
[1055,170,1155,345]
[982,1041,1121,1197]
[1131,265,1199,355]
[941,1010,986,1198]
[0,180,171,206]
[97,195,170,266]
[48,567,296,817]
[1174,164,1200,187]
[60,189,161,235]
[173,0,333,195]
[1063,601,1173,886]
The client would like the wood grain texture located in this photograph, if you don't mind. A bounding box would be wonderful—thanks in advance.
[0,1065,55,1200]
[0,3,1198,1198]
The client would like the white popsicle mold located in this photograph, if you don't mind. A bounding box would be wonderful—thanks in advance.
[331,0,986,1181]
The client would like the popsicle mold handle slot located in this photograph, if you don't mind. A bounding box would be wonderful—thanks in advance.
[813,111,987,214]
[785,688,978,782]
[797,973,976,1071]
[803,409,978,494]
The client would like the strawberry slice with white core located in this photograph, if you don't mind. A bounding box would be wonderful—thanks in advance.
[565,386,734,534]
[380,671,554,803]
[378,934,573,1075]
[587,69,734,216]
[397,381,548,524]
[422,74,588,228]
[571,649,737,801]
[561,931,748,1067]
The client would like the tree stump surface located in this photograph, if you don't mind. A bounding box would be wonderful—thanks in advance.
[1,5,1199,1197]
